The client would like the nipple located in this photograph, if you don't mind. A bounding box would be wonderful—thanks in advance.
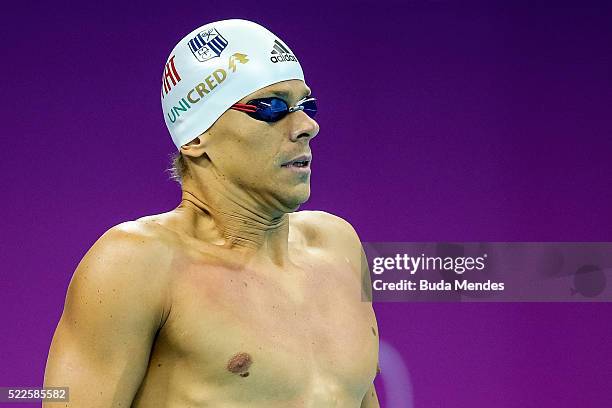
[227,352,252,377]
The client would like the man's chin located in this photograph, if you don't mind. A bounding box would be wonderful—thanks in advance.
[279,186,311,212]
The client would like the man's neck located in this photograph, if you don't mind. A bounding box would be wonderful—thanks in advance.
[177,181,291,266]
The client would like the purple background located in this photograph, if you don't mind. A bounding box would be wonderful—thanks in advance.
[2,1,611,407]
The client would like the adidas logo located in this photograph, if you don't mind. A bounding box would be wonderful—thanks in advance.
[270,39,298,63]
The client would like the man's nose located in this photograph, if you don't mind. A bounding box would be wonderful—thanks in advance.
[289,110,319,142]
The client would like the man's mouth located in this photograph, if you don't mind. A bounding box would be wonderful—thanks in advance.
[281,154,312,169]
[281,160,310,168]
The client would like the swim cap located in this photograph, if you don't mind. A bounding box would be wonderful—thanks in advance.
[161,19,305,149]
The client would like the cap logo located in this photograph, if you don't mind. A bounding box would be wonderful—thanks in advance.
[188,28,228,62]
[270,39,297,63]
[161,55,181,98]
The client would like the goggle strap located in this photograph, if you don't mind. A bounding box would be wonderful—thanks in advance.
[231,103,258,113]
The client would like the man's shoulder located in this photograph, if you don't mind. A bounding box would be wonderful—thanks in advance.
[76,218,176,287]
[290,210,361,249]
[56,218,174,351]
[97,217,177,255]
[290,210,356,230]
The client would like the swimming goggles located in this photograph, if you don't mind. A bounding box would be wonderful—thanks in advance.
[230,97,317,122]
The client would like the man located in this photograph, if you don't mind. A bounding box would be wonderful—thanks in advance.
[44,19,380,407]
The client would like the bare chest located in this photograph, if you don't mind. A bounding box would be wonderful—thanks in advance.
[155,249,378,405]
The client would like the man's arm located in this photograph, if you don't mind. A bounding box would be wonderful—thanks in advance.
[352,229,381,408]
[44,223,171,407]
[314,211,381,408]
[358,243,381,408]
[361,382,381,408]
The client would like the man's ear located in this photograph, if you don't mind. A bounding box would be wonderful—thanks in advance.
[180,134,207,158]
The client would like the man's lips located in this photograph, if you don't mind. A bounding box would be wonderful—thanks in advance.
[281,154,312,168]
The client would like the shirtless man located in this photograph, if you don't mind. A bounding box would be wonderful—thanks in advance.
[44,19,380,407]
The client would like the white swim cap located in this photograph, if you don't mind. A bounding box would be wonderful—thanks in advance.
[161,19,305,149]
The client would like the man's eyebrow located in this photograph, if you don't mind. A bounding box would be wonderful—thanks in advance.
[269,90,290,98]
[268,89,312,101]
